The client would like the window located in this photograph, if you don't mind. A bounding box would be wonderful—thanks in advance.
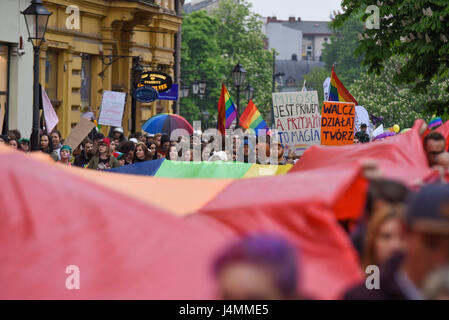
[45,49,58,101]
[81,54,91,109]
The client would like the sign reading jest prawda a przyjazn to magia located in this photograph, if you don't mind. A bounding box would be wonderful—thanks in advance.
[272,91,321,155]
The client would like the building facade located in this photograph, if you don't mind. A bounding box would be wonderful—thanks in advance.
[0,0,182,139]
[263,16,332,62]
[183,0,221,14]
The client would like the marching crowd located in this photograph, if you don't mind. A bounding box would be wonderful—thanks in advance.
[0,126,299,169]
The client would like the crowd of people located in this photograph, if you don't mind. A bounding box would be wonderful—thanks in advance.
[0,126,299,169]
[210,127,449,300]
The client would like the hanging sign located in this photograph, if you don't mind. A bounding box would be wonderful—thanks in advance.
[134,85,159,103]
[138,71,173,93]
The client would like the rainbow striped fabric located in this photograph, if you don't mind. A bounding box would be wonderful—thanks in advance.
[329,66,358,105]
[428,117,443,129]
[239,100,269,135]
[217,83,237,134]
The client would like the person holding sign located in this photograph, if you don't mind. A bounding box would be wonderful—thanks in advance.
[355,123,370,144]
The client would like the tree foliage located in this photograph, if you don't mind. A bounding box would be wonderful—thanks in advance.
[180,0,273,128]
[303,67,329,106]
[334,0,449,115]
[322,13,366,85]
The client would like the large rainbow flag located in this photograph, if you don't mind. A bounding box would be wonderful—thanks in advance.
[329,66,358,105]
[217,83,237,134]
[239,100,269,135]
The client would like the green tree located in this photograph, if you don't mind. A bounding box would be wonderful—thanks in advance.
[180,0,273,128]
[334,0,449,115]
[322,13,366,85]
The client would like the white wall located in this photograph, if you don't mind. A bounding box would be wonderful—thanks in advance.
[0,0,34,138]
[266,23,302,60]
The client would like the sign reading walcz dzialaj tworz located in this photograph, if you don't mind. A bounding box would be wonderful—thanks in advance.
[138,71,173,93]
[272,91,321,155]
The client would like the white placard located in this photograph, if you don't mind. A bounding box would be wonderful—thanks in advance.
[272,91,321,155]
[354,105,371,136]
[98,91,127,127]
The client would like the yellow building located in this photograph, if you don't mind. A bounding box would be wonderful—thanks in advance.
[41,0,182,138]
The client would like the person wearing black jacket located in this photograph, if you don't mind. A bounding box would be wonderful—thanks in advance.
[355,123,370,143]
[74,138,94,168]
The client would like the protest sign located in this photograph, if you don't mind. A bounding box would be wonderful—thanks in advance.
[64,118,95,150]
[321,101,355,146]
[98,91,126,127]
[272,91,321,155]
[354,106,371,136]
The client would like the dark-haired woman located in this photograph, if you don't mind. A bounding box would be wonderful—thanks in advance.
[40,134,53,155]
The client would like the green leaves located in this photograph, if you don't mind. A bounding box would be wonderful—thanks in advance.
[180,0,273,128]
[335,0,449,115]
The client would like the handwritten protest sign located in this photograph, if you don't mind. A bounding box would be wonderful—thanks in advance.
[321,101,355,146]
[64,118,95,150]
[98,91,127,127]
[272,91,321,155]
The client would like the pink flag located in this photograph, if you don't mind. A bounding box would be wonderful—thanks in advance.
[41,87,58,133]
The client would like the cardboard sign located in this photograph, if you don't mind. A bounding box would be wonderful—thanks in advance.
[272,91,321,155]
[64,118,95,150]
[98,91,127,127]
[321,101,355,146]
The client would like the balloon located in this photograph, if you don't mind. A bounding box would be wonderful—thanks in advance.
[393,124,400,133]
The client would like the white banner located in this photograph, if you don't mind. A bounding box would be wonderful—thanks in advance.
[354,105,371,136]
[272,91,321,155]
[98,91,127,127]
[323,77,331,101]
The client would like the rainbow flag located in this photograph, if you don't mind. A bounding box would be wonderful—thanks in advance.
[428,117,443,129]
[217,83,237,134]
[239,100,269,135]
[329,65,358,105]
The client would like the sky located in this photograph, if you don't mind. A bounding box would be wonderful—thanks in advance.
[185,0,343,21]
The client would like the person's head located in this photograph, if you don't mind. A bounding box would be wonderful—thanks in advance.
[97,138,110,156]
[113,138,120,146]
[134,142,150,161]
[139,134,147,143]
[60,145,72,161]
[424,132,446,167]
[51,130,62,146]
[435,152,449,169]
[354,138,360,144]
[363,205,406,268]
[360,123,367,133]
[0,135,9,145]
[19,138,30,152]
[8,129,21,140]
[184,148,192,162]
[160,134,171,152]
[113,127,124,139]
[213,234,299,300]
[147,142,157,158]
[40,134,51,149]
[256,142,270,162]
[8,138,18,149]
[119,141,135,164]
[364,179,410,221]
[154,133,162,147]
[109,140,116,153]
[82,138,94,156]
[93,132,105,146]
[422,267,449,300]
[403,184,449,288]
[168,145,179,161]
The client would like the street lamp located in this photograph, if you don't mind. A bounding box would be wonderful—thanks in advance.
[181,84,190,98]
[231,62,247,120]
[131,56,143,134]
[198,80,207,95]
[192,80,199,95]
[22,0,52,151]
[244,84,254,101]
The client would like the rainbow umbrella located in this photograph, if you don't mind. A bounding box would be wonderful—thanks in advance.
[142,113,193,135]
